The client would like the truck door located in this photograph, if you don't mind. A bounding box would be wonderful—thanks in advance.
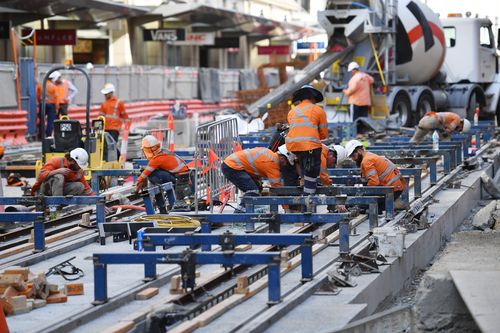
[478,24,496,82]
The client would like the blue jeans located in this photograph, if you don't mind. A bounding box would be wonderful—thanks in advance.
[221,163,260,206]
[42,103,56,137]
[148,169,177,186]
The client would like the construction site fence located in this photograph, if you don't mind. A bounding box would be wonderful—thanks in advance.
[0,62,270,109]
[194,117,241,212]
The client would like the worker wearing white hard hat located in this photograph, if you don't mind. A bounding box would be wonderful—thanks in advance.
[49,70,78,117]
[410,111,471,143]
[319,144,350,213]
[343,61,374,133]
[31,148,93,197]
[98,82,129,159]
[135,135,192,211]
[345,139,409,211]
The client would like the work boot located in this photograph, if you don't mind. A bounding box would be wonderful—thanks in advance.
[170,201,191,212]
[394,198,410,211]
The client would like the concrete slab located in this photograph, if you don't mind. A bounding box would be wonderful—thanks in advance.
[450,270,500,333]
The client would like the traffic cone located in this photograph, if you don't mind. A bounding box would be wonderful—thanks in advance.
[167,112,175,152]
[0,307,9,333]
[119,122,131,165]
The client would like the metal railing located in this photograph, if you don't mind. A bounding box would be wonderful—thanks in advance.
[194,118,240,212]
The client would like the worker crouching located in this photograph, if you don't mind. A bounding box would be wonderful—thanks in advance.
[31,148,93,196]
[410,111,471,143]
[320,144,349,213]
[135,135,192,211]
[222,145,297,213]
[345,140,409,212]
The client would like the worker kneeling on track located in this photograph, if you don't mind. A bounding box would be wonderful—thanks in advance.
[320,144,349,213]
[410,111,471,143]
[31,148,93,197]
[135,135,192,212]
[221,145,298,213]
[345,140,409,212]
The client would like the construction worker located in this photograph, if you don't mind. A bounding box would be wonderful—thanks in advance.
[31,148,93,196]
[99,83,129,144]
[49,71,78,117]
[319,144,348,186]
[410,111,471,143]
[345,139,409,211]
[135,135,192,211]
[343,61,374,131]
[286,85,328,196]
[39,75,59,137]
[222,145,298,213]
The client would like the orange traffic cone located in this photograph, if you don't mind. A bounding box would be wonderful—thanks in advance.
[167,112,175,152]
[0,307,9,333]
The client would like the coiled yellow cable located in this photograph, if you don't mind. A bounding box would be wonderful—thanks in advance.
[131,215,201,228]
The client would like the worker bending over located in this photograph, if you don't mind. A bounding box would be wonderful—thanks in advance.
[136,135,192,211]
[49,71,78,117]
[99,83,129,144]
[222,145,297,213]
[343,61,374,131]
[31,148,93,196]
[410,111,471,143]
[320,144,349,213]
[286,85,328,195]
[345,140,408,211]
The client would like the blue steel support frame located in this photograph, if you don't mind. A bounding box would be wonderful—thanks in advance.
[371,143,463,166]
[92,252,282,305]
[90,169,141,194]
[142,182,176,215]
[368,149,453,174]
[389,157,438,185]
[20,58,37,137]
[138,231,314,281]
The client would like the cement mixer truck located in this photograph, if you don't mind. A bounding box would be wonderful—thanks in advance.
[249,0,500,127]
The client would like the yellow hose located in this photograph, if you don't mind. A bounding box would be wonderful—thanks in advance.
[368,33,386,87]
[132,215,201,228]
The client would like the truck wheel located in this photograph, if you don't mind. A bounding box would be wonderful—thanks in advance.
[416,92,434,123]
[391,93,412,127]
[466,91,478,121]
[496,101,500,126]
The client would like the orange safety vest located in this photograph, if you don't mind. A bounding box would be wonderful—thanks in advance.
[45,81,59,105]
[57,80,69,104]
[285,101,328,152]
[32,157,93,195]
[426,111,461,132]
[137,152,189,183]
[319,144,331,186]
[99,96,129,132]
[361,152,406,192]
[224,147,282,187]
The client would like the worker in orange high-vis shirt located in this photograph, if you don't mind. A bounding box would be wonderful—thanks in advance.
[286,85,328,196]
[49,71,78,117]
[410,111,471,143]
[135,135,192,211]
[222,145,298,213]
[345,140,409,212]
[343,61,374,132]
[98,83,129,144]
[38,75,59,138]
[31,148,93,197]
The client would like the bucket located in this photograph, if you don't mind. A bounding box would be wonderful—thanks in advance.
[372,226,406,257]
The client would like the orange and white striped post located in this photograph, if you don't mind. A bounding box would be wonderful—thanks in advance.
[167,112,175,152]
[119,121,131,165]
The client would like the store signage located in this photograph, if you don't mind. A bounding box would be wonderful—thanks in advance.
[297,42,326,49]
[21,29,76,45]
[257,45,290,55]
[143,29,186,42]
[174,32,215,45]
[0,22,9,39]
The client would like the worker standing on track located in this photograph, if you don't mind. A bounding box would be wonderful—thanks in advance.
[286,85,328,196]
[343,61,374,132]
[410,111,471,143]
[98,83,129,144]
[222,145,298,213]
[135,135,192,211]
[345,140,409,211]
[31,148,93,197]
[49,71,78,117]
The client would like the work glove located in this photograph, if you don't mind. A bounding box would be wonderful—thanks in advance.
[134,179,147,193]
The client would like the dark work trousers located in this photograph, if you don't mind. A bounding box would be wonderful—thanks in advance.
[377,190,403,214]
[40,103,57,137]
[221,162,260,207]
[58,104,68,116]
[294,148,322,195]
[352,104,369,133]
[148,169,193,201]
[104,129,120,160]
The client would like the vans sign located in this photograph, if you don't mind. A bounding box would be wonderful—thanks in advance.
[143,29,186,42]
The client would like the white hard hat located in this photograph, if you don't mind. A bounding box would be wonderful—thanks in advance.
[347,61,360,72]
[100,83,115,95]
[86,62,94,71]
[330,145,348,163]
[345,139,364,157]
[141,135,159,149]
[277,145,297,166]
[70,148,89,169]
[462,119,471,133]
[49,71,61,81]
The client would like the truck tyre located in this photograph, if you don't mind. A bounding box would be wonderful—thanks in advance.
[496,101,500,126]
[416,92,435,123]
[391,92,412,127]
[466,91,478,121]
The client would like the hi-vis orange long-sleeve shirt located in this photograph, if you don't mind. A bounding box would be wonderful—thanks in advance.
[99,96,129,132]
[285,101,328,152]
[137,152,189,183]
[360,152,406,192]
[343,71,374,106]
[425,111,461,133]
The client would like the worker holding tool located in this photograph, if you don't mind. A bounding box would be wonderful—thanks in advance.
[343,61,374,132]
[410,111,471,143]
[345,139,409,211]
[31,148,93,197]
[49,71,78,117]
[286,85,328,196]
[135,135,192,211]
[222,145,298,213]
[98,83,129,144]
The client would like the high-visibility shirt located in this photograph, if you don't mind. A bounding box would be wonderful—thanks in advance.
[285,101,328,152]
[360,152,406,192]
[426,111,461,133]
[319,144,331,186]
[32,157,93,195]
[137,152,189,183]
[224,147,283,187]
[344,72,374,106]
[45,81,59,105]
[99,96,129,132]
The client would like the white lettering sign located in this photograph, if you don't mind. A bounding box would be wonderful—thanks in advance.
[151,30,178,42]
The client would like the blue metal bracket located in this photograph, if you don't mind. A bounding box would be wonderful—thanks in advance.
[90,169,141,194]
[367,148,453,174]
[142,182,176,214]
[92,251,282,305]
[371,143,463,165]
